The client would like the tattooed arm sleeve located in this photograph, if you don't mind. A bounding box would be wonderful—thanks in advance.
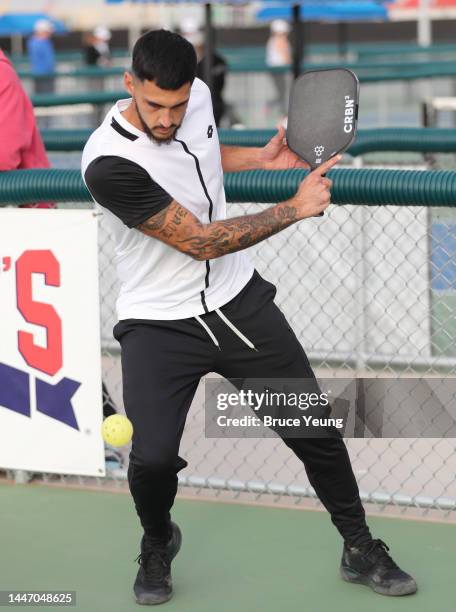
[136,199,299,261]
[84,156,303,260]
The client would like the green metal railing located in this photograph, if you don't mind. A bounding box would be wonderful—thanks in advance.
[1,168,456,207]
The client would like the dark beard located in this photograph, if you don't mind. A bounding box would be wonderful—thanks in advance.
[135,101,180,145]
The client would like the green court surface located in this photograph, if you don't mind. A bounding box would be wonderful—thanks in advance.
[1,481,454,612]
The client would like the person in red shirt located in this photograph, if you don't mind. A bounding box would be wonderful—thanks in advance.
[0,49,54,208]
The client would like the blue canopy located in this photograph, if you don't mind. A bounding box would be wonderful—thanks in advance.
[106,0,246,3]
[0,13,67,36]
[104,0,387,20]
[257,1,388,22]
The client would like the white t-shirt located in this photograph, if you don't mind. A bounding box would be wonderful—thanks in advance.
[81,78,254,320]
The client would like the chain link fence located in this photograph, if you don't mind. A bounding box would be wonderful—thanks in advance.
[5,169,455,520]
[2,145,456,521]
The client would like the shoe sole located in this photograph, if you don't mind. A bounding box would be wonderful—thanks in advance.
[135,523,182,605]
[135,591,172,606]
[340,565,418,596]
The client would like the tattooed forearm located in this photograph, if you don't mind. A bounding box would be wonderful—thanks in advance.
[136,199,299,261]
[181,203,298,259]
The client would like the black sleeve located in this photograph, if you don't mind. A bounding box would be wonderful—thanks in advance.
[84,156,173,228]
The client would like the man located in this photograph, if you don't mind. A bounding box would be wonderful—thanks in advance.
[82,29,417,606]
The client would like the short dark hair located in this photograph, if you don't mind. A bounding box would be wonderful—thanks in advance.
[131,29,197,89]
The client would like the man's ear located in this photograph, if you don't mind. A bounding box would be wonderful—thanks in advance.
[124,71,134,96]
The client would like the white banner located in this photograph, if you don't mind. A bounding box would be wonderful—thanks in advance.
[0,210,105,476]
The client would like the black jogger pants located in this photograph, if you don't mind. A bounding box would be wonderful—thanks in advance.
[113,270,372,547]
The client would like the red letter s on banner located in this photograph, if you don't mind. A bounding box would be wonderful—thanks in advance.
[16,250,63,377]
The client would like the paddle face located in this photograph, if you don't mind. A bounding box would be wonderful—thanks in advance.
[287,68,359,171]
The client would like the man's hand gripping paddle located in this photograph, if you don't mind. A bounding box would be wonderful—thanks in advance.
[287,68,360,216]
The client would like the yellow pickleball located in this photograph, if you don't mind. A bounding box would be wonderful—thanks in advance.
[101,414,133,447]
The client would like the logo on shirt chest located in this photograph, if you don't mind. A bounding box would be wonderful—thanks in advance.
[207,125,214,138]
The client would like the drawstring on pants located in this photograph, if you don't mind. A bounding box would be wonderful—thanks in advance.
[194,309,258,352]
[194,314,221,350]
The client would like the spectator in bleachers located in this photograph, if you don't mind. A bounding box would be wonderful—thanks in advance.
[84,26,112,67]
[84,26,113,124]
[27,19,56,95]
[266,19,291,117]
[180,18,228,126]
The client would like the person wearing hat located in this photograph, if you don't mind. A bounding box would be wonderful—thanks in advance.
[84,25,112,67]
[27,19,56,95]
[266,19,291,116]
[180,18,228,126]
[83,25,113,124]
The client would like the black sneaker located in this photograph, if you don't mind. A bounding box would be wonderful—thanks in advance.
[133,522,182,605]
[340,538,417,596]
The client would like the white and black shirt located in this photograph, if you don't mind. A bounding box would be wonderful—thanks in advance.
[82,78,254,320]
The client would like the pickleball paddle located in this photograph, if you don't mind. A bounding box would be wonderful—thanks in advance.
[287,68,360,215]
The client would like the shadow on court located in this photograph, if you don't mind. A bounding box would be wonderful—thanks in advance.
[0,481,454,612]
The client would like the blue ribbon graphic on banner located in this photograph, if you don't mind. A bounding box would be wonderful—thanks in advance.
[0,362,80,430]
